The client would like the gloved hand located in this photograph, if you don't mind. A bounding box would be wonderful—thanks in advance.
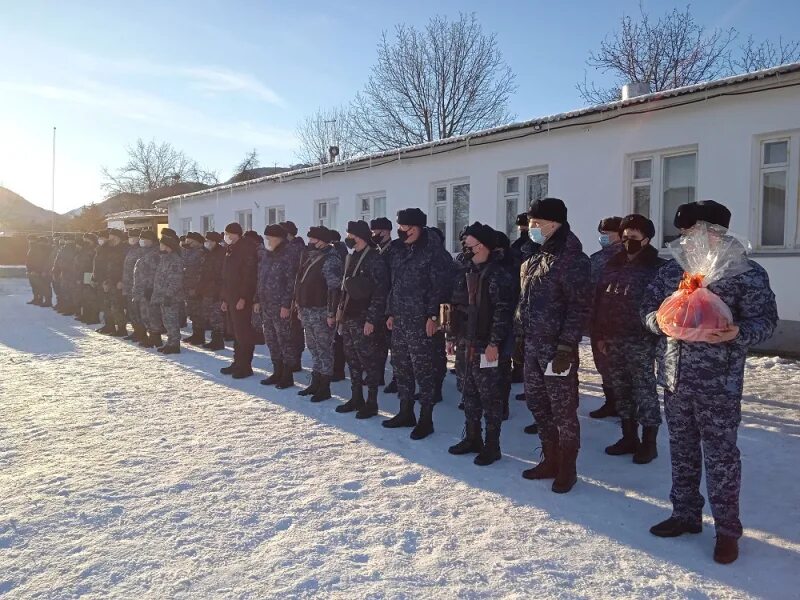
[551,345,574,375]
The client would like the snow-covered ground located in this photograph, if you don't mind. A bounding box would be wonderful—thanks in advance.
[1,276,798,600]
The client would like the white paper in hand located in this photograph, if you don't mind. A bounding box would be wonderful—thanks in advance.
[544,361,571,377]
[480,354,499,369]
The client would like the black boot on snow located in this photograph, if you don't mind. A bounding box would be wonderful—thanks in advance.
[310,375,332,402]
[336,384,364,413]
[410,405,434,440]
[356,388,379,419]
[448,421,483,455]
[474,425,502,466]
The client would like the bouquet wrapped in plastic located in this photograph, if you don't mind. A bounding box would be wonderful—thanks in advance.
[656,222,751,342]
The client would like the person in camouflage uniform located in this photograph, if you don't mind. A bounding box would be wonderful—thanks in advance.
[334,220,390,418]
[181,232,207,345]
[198,231,226,350]
[447,223,515,466]
[92,231,111,332]
[588,216,624,419]
[255,224,299,389]
[370,217,396,390]
[641,201,778,565]
[152,235,185,354]
[74,234,99,324]
[53,235,78,315]
[518,198,591,494]
[120,230,147,341]
[132,230,163,348]
[592,214,665,464]
[295,226,344,402]
[103,229,129,336]
[383,208,455,440]
[280,221,307,371]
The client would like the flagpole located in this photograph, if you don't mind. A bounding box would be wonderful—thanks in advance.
[51,126,56,235]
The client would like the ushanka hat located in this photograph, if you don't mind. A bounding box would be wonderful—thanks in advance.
[619,214,656,239]
[598,216,623,233]
[527,197,567,224]
[347,220,373,243]
[464,222,498,250]
[674,200,731,229]
[264,224,287,238]
[370,217,392,231]
[187,231,205,244]
[396,208,427,227]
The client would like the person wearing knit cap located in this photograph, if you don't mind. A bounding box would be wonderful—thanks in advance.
[334,220,390,418]
[132,230,164,348]
[219,222,259,378]
[195,231,227,350]
[294,225,344,401]
[383,207,455,440]
[447,222,515,466]
[588,215,625,420]
[120,228,149,342]
[519,197,591,493]
[641,201,777,564]
[151,234,185,354]
[181,232,209,346]
[254,222,300,388]
[592,213,665,464]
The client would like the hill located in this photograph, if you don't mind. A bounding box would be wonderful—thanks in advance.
[0,186,67,232]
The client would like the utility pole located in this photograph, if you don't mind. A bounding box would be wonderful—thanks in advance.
[51,126,56,235]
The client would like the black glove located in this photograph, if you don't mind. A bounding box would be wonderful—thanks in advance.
[551,345,574,375]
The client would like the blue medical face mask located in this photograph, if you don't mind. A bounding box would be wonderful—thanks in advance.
[599,234,611,247]
[530,228,546,244]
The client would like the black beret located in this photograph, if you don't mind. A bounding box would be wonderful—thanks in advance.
[139,230,158,242]
[225,222,243,236]
[464,222,497,250]
[619,214,656,239]
[205,231,223,243]
[161,228,178,239]
[160,235,181,251]
[187,231,205,244]
[516,213,529,227]
[307,226,330,242]
[527,197,567,224]
[397,208,427,227]
[347,220,372,243]
[674,200,731,230]
[370,217,392,231]
[598,216,623,233]
[280,220,298,236]
[264,224,287,238]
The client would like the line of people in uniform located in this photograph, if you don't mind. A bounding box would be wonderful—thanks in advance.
[25,198,778,564]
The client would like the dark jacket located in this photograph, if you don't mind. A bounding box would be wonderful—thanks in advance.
[517,222,592,350]
[75,245,96,284]
[105,242,127,286]
[590,242,624,288]
[198,244,226,300]
[92,244,108,284]
[255,239,297,310]
[122,246,148,296]
[182,247,206,292]
[296,245,343,314]
[592,245,665,339]
[222,237,258,305]
[341,245,390,324]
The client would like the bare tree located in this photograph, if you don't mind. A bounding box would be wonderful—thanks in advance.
[729,36,800,73]
[295,106,357,165]
[70,203,107,232]
[578,5,735,104]
[349,13,516,152]
[235,149,260,174]
[101,138,218,197]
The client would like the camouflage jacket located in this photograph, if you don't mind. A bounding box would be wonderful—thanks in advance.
[182,247,206,292]
[255,239,297,310]
[122,246,148,295]
[641,258,778,395]
[517,222,592,350]
[132,246,160,300]
[152,250,185,305]
[589,242,624,288]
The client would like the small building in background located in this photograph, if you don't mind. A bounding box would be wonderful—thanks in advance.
[104,208,168,234]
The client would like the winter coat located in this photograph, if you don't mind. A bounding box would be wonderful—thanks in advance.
[386,228,456,321]
[589,242,624,288]
[516,222,592,350]
[92,245,108,284]
[182,246,206,292]
[592,245,665,340]
[74,245,95,284]
[641,257,778,396]
[341,245,390,324]
[132,246,160,301]
[222,237,258,306]
[255,239,297,310]
[104,242,127,286]
[198,244,226,300]
[295,245,343,314]
[122,246,148,296]
[152,250,185,306]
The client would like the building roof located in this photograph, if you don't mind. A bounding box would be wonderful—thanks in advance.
[105,208,168,221]
[155,62,800,207]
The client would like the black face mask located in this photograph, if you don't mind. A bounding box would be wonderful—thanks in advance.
[345,238,356,249]
[371,233,383,245]
[624,239,644,254]
[396,229,409,242]
[462,248,474,261]
[307,241,318,250]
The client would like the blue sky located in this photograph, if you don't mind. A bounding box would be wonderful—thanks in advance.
[1,0,798,213]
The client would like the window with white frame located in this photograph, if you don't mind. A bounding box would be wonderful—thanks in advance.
[235,209,253,231]
[502,170,549,240]
[357,192,386,222]
[180,217,192,236]
[201,214,215,233]
[627,148,697,247]
[756,136,800,249]
[432,180,470,253]
[266,205,286,226]
[315,199,338,230]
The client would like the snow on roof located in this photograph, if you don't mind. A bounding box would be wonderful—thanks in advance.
[105,208,168,220]
[154,62,800,207]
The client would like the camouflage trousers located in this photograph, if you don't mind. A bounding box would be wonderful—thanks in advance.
[454,339,466,393]
[262,306,294,368]
[300,307,335,376]
[524,337,580,448]
[186,295,204,329]
[341,317,382,390]
[59,276,79,311]
[160,303,181,346]
[664,387,743,538]
[606,337,662,426]
[127,297,143,328]
[81,285,99,319]
[391,315,437,408]
[202,296,225,335]
[141,299,163,334]
[107,287,126,328]
[461,347,506,428]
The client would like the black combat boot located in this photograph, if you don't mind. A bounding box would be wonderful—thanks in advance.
[96,324,114,334]
[551,443,578,494]
[524,422,538,435]
[160,344,181,355]
[633,426,659,464]
[714,535,739,564]
[515,392,526,401]
[410,405,434,440]
[590,386,618,418]
[27,296,38,305]
[356,388,379,419]
[605,419,640,456]
[187,328,206,346]
[220,362,238,375]
[383,378,398,394]
[474,424,502,466]
[232,364,254,379]
[336,384,364,413]
[382,398,416,428]
[111,325,127,337]
[650,516,702,538]
[149,333,163,348]
[275,366,295,390]
[261,362,283,386]
[41,298,53,308]
[310,375,332,402]
[298,372,319,396]
[522,440,559,480]
[448,421,483,455]
[203,332,225,350]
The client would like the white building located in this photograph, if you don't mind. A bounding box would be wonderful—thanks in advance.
[156,63,800,354]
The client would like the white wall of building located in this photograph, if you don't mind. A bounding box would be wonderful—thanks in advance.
[164,83,800,350]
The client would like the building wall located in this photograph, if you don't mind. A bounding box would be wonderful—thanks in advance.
[166,84,800,353]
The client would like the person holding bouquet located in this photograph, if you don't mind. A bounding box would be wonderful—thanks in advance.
[641,200,778,564]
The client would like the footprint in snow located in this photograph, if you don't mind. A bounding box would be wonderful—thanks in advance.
[381,471,422,487]
[334,480,364,500]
